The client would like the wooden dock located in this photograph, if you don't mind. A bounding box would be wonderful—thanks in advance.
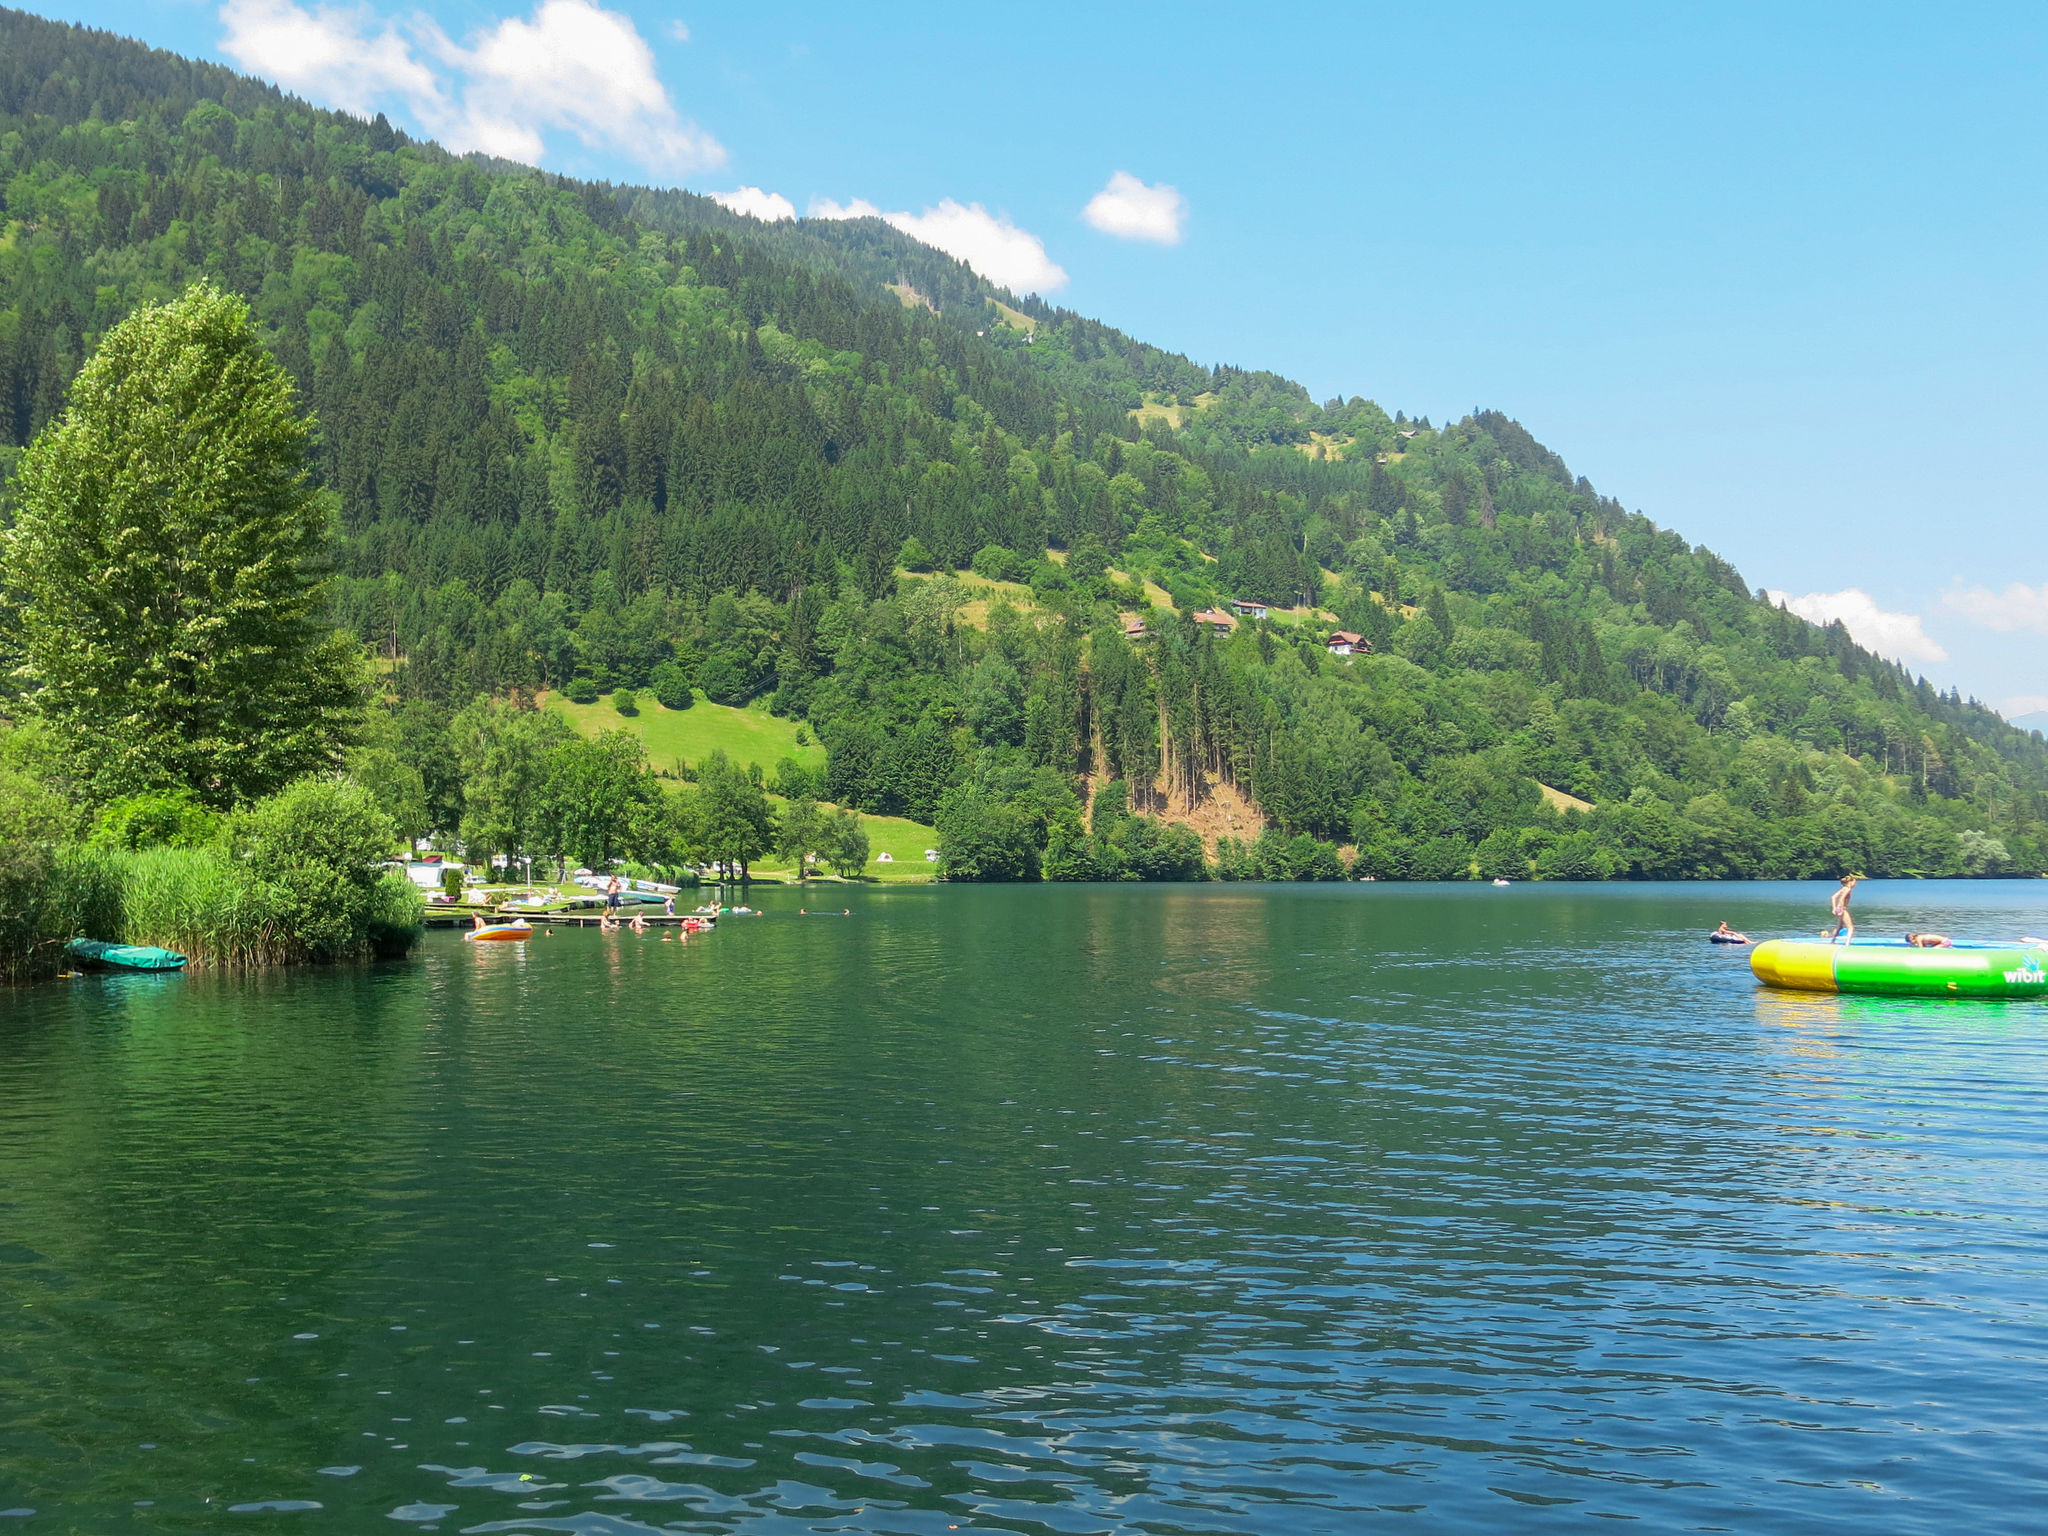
[425,911,719,930]
[518,912,716,928]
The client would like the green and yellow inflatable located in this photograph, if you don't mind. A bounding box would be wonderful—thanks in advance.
[1751,939,2048,999]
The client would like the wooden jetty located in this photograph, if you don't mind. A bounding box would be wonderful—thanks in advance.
[518,912,717,928]
[424,909,719,930]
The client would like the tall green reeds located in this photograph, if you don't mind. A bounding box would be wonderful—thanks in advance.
[119,851,425,967]
[119,846,291,966]
[0,845,128,984]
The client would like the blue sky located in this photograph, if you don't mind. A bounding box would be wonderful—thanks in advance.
[42,1,2048,720]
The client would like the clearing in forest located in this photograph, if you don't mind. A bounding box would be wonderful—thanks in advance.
[547,693,825,775]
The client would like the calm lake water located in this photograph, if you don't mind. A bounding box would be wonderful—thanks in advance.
[5,881,2048,1534]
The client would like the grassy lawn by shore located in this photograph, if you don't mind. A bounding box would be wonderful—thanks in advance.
[545,691,826,776]
[546,692,936,882]
[751,808,938,883]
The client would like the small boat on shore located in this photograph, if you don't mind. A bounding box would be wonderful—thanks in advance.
[66,938,187,972]
[1752,938,2048,999]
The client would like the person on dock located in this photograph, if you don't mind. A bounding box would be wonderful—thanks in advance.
[1905,932,1953,947]
[1827,874,1860,944]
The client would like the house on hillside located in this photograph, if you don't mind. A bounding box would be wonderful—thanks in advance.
[1193,607,1236,633]
[1122,617,1150,641]
[1326,630,1368,656]
[1230,599,1270,620]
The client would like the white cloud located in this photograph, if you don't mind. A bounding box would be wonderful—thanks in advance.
[807,197,884,221]
[219,0,724,177]
[1942,580,2048,637]
[666,18,690,42]
[807,196,1067,293]
[1081,170,1185,245]
[219,0,447,119]
[709,185,794,222]
[1766,587,1948,664]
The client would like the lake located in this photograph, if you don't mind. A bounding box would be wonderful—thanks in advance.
[4,881,2048,1534]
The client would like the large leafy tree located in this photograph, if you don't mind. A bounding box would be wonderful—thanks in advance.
[537,730,661,873]
[695,751,776,882]
[2,283,363,806]
[452,698,572,867]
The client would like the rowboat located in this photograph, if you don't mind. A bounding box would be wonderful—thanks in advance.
[1751,939,2048,999]
[66,938,187,972]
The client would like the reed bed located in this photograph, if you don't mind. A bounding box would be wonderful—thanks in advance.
[0,845,128,984]
[1,848,426,980]
[119,846,295,967]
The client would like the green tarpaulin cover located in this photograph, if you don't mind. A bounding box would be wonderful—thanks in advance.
[66,938,188,972]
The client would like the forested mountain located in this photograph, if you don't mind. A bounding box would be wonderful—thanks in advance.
[3,5,2045,881]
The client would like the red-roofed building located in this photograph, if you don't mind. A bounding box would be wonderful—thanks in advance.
[1327,630,1368,656]
[1193,608,1236,632]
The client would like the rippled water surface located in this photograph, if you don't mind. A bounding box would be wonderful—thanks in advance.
[5,881,2048,1534]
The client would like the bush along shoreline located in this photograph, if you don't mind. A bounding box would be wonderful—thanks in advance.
[0,775,423,984]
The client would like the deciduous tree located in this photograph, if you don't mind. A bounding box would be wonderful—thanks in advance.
[3,283,363,806]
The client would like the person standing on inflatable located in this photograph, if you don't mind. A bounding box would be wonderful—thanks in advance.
[1827,874,1860,944]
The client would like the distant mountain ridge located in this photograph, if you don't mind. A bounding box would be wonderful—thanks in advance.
[1,4,2044,881]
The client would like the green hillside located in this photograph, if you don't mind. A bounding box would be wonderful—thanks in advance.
[1,5,2045,883]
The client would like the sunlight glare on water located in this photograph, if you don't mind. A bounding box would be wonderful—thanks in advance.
[2,880,2047,1533]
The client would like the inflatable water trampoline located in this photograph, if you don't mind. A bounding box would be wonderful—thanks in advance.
[1751,938,2048,999]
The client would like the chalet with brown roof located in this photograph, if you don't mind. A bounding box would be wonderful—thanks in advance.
[1193,607,1236,632]
[1326,630,1368,656]
[1230,599,1270,620]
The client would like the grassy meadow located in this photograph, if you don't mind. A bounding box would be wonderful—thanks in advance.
[750,808,939,883]
[546,691,826,776]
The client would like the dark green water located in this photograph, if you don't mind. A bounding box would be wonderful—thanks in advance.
[5,882,2048,1534]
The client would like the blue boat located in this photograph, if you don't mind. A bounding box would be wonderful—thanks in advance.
[66,938,187,973]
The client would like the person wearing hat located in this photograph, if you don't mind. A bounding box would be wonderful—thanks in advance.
[1828,874,1860,944]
